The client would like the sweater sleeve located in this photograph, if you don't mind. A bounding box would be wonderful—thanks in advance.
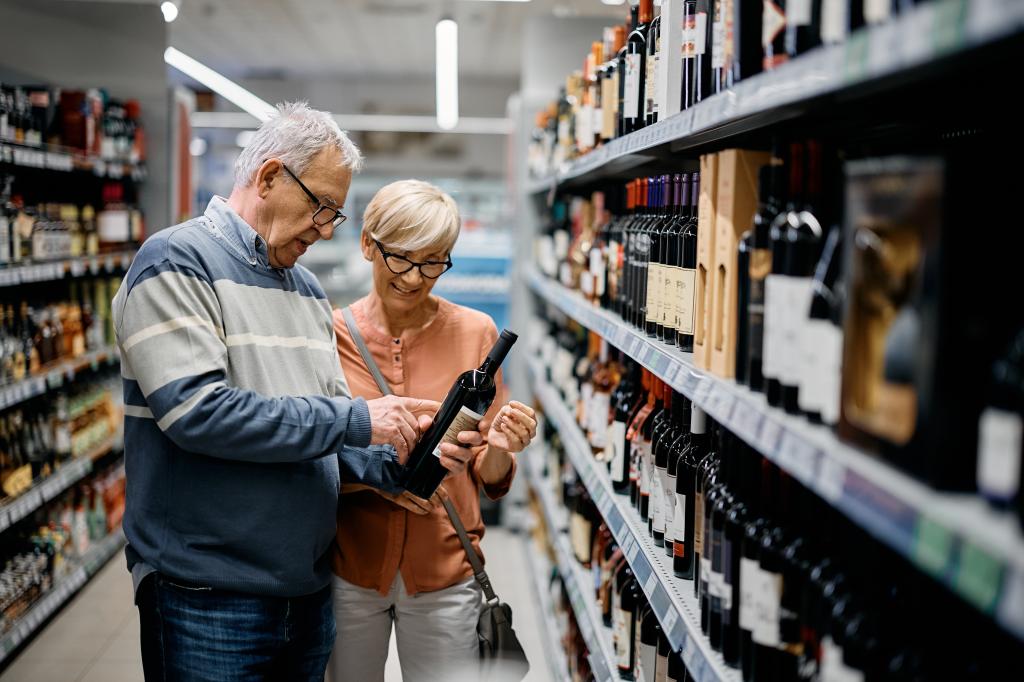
[114,261,373,464]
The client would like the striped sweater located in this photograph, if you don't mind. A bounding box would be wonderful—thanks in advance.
[112,197,399,597]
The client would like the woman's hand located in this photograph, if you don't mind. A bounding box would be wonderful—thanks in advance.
[485,401,538,454]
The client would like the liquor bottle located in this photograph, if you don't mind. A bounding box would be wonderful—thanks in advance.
[622,0,653,135]
[659,174,685,344]
[656,631,670,682]
[628,370,657,507]
[638,178,658,330]
[571,484,595,567]
[629,178,649,328]
[692,409,713,597]
[609,356,641,492]
[781,140,826,415]
[752,468,787,682]
[617,573,642,680]
[403,330,517,499]
[735,228,752,386]
[785,0,822,58]
[673,404,703,579]
[592,522,613,595]
[619,181,637,320]
[682,1,712,109]
[603,544,626,626]
[747,163,782,392]
[711,0,733,94]
[602,27,627,143]
[976,327,1024,510]
[644,12,662,127]
[640,378,667,522]
[798,225,845,425]
[651,383,677,546]
[763,0,788,71]
[667,651,687,682]
[676,172,699,351]
[764,143,801,407]
[588,338,617,455]
[708,429,732,651]
[722,436,751,667]
[665,394,690,558]
[586,194,609,307]
[733,0,765,84]
[778,487,810,681]
[699,428,722,636]
[637,603,662,682]
[617,9,636,139]
[646,176,667,338]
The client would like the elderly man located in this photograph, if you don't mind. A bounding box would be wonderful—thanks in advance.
[113,102,466,681]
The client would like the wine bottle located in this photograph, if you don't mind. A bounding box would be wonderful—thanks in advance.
[652,385,677,547]
[798,226,845,425]
[637,602,661,682]
[676,172,700,351]
[711,0,732,94]
[763,0,789,71]
[609,356,640,492]
[645,14,662,127]
[623,0,653,135]
[647,176,667,339]
[733,0,765,84]
[674,404,705,579]
[722,436,751,667]
[641,378,667,522]
[629,370,657,506]
[667,651,686,682]
[736,229,752,386]
[785,0,822,58]
[617,10,635,139]
[617,574,642,680]
[976,327,1024,510]
[708,430,731,651]
[658,174,684,344]
[692,410,714,598]
[403,330,517,499]
[664,394,689,557]
[682,1,712,109]
[656,631,671,682]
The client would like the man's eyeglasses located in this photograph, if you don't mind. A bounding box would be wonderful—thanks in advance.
[282,164,347,227]
[374,240,453,279]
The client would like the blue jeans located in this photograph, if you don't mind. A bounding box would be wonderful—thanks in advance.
[137,574,335,681]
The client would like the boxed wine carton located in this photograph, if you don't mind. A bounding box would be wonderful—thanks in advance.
[693,153,718,369]
[709,149,771,378]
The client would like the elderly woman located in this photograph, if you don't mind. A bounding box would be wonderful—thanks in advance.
[328,180,537,682]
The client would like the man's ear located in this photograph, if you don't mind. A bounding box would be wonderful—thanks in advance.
[255,159,284,199]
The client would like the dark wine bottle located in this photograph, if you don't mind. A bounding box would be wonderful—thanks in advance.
[637,603,661,682]
[653,386,678,547]
[798,225,845,424]
[722,437,751,667]
[677,172,700,351]
[645,15,662,127]
[659,174,685,344]
[683,1,712,108]
[976,327,1024,510]
[785,0,822,58]
[610,358,641,493]
[736,229,753,386]
[674,404,705,579]
[664,394,689,558]
[615,568,640,680]
[404,330,517,499]
[647,176,667,339]
[763,0,789,71]
[617,9,636,140]
[622,0,653,135]
[733,0,764,84]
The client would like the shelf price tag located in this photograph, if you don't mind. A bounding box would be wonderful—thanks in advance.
[757,419,782,458]
[778,431,818,486]
[732,400,762,445]
[0,511,10,534]
[998,568,1024,637]
[816,455,846,503]
[955,542,1002,614]
[644,570,658,596]
[625,536,640,563]
[912,517,953,579]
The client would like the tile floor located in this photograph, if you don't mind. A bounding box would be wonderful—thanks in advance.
[0,527,556,682]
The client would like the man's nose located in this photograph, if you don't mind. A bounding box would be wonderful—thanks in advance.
[313,222,335,241]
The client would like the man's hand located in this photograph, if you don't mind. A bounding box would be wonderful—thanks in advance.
[367,396,440,463]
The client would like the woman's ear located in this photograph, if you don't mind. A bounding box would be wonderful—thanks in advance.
[360,231,375,261]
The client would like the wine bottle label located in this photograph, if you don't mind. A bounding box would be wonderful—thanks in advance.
[864,0,892,25]
[752,568,782,647]
[651,471,666,533]
[671,492,686,546]
[661,266,676,330]
[640,443,652,495]
[787,0,812,26]
[711,21,725,69]
[656,652,669,682]
[580,382,594,429]
[694,492,705,554]
[780,277,814,385]
[645,38,659,119]
[821,0,848,44]
[739,557,759,631]
[590,392,612,449]
[675,267,697,335]
[615,607,631,668]
[799,320,844,421]
[432,405,485,459]
[639,642,657,682]
[647,263,662,323]
[609,421,628,483]
[762,274,780,379]
[624,53,642,119]
[700,556,711,591]
[762,2,787,48]
[977,408,1024,502]
[571,513,593,563]
[659,469,674,534]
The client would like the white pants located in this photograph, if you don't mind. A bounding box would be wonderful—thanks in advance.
[329,574,482,682]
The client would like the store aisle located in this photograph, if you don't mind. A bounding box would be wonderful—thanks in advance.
[1,527,551,682]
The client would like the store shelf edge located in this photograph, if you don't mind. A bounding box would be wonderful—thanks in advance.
[0,528,126,664]
[524,456,619,682]
[526,0,1024,195]
[522,509,573,682]
[530,370,740,682]
[0,346,121,412]
[0,250,137,288]
[525,267,1024,641]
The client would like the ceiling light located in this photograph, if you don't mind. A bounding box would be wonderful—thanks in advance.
[435,19,459,131]
[600,0,626,5]
[164,47,276,121]
[160,1,179,22]
[189,137,207,156]
[464,0,531,3]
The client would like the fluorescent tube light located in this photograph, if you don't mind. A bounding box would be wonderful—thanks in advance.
[161,1,179,22]
[164,47,276,122]
[435,19,459,131]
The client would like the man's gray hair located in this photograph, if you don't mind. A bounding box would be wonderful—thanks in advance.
[234,101,364,187]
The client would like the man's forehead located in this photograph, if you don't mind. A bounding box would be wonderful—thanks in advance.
[305,152,352,202]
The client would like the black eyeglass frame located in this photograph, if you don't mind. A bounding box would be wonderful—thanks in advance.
[373,239,454,279]
[281,163,348,227]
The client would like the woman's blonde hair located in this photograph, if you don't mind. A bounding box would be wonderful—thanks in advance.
[362,180,460,255]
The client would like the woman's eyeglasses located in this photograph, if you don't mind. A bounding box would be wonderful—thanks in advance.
[374,240,453,279]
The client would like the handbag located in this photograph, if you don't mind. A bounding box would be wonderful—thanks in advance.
[341,307,531,680]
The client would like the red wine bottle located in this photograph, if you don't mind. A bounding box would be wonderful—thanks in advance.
[676,172,700,351]
[403,330,517,499]
[622,0,653,135]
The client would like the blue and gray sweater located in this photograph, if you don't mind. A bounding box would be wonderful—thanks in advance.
[113,197,399,598]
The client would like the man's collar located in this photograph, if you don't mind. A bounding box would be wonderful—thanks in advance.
[204,196,270,268]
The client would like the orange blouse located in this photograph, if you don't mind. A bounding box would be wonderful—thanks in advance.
[332,296,515,596]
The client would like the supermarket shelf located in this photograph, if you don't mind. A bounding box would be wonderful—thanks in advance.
[0,141,146,181]
[0,346,120,411]
[527,0,1023,194]
[530,370,739,682]
[0,527,126,664]
[524,453,619,682]
[0,250,136,288]
[523,528,572,682]
[526,266,1024,641]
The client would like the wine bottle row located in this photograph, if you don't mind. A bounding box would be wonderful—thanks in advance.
[534,324,1022,680]
[533,135,1024,526]
[528,0,926,179]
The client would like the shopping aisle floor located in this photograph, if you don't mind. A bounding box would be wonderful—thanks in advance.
[1,528,553,682]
